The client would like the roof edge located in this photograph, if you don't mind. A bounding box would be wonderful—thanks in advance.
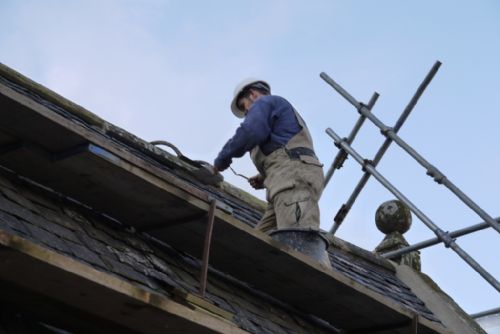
[326,233,396,272]
[0,62,266,214]
[0,62,107,130]
[395,264,486,334]
[0,229,249,334]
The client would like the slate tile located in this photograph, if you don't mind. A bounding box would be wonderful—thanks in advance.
[119,246,151,267]
[204,292,236,314]
[23,190,61,212]
[169,269,199,294]
[104,256,141,278]
[105,244,151,275]
[0,186,40,214]
[72,229,101,252]
[103,257,155,289]
[65,240,107,269]
[5,200,81,245]
[0,195,39,226]
[85,226,127,251]
[23,223,71,254]
[234,312,262,334]
[0,210,32,237]
[146,253,175,276]
[44,221,81,244]
[123,234,154,254]
[144,268,180,292]
[36,205,81,232]
[62,207,91,226]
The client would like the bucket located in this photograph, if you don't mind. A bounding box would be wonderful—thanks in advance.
[269,228,331,266]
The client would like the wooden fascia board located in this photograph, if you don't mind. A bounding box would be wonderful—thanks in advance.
[0,82,213,209]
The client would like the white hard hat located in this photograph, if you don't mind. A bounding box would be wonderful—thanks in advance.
[230,78,270,118]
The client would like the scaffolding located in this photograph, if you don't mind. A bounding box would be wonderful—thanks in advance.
[321,61,500,292]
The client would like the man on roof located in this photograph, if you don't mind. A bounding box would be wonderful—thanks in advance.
[214,79,324,234]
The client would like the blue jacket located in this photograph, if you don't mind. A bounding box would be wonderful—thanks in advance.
[214,95,302,170]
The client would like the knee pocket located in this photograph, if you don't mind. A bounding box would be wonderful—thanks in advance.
[284,195,311,223]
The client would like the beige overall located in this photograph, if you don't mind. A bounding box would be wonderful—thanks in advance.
[251,110,324,233]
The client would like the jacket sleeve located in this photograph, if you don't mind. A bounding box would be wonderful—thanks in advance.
[214,99,272,170]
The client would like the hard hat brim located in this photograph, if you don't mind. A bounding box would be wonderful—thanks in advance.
[231,96,246,118]
[230,78,270,118]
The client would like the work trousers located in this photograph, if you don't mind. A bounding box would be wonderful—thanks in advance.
[255,149,324,233]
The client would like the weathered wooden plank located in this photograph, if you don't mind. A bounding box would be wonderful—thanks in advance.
[152,218,443,333]
[0,142,207,228]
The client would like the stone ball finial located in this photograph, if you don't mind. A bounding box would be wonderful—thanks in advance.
[375,200,412,234]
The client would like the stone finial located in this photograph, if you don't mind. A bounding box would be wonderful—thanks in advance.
[374,200,421,271]
[375,199,412,234]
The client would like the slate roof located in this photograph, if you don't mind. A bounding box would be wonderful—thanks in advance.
[0,63,453,333]
[328,244,438,322]
[0,167,334,334]
[0,70,438,322]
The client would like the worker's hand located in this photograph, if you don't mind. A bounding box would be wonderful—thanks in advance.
[212,165,220,175]
[248,174,264,189]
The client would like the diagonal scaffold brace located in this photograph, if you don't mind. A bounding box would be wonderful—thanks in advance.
[326,127,500,292]
[322,61,442,234]
[323,91,380,188]
[322,61,500,235]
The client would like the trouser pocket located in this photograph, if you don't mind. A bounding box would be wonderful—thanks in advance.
[274,189,320,229]
[285,196,310,223]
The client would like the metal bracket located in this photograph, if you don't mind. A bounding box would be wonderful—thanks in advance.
[333,149,348,170]
[380,126,393,137]
[333,137,347,149]
[323,92,379,190]
[361,159,373,173]
[334,204,349,225]
[356,102,367,114]
[426,164,446,184]
[436,230,455,248]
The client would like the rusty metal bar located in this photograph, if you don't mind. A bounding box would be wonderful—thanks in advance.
[411,314,419,334]
[199,199,217,297]
[323,92,379,188]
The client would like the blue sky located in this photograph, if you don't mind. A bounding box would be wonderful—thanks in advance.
[1,0,498,316]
